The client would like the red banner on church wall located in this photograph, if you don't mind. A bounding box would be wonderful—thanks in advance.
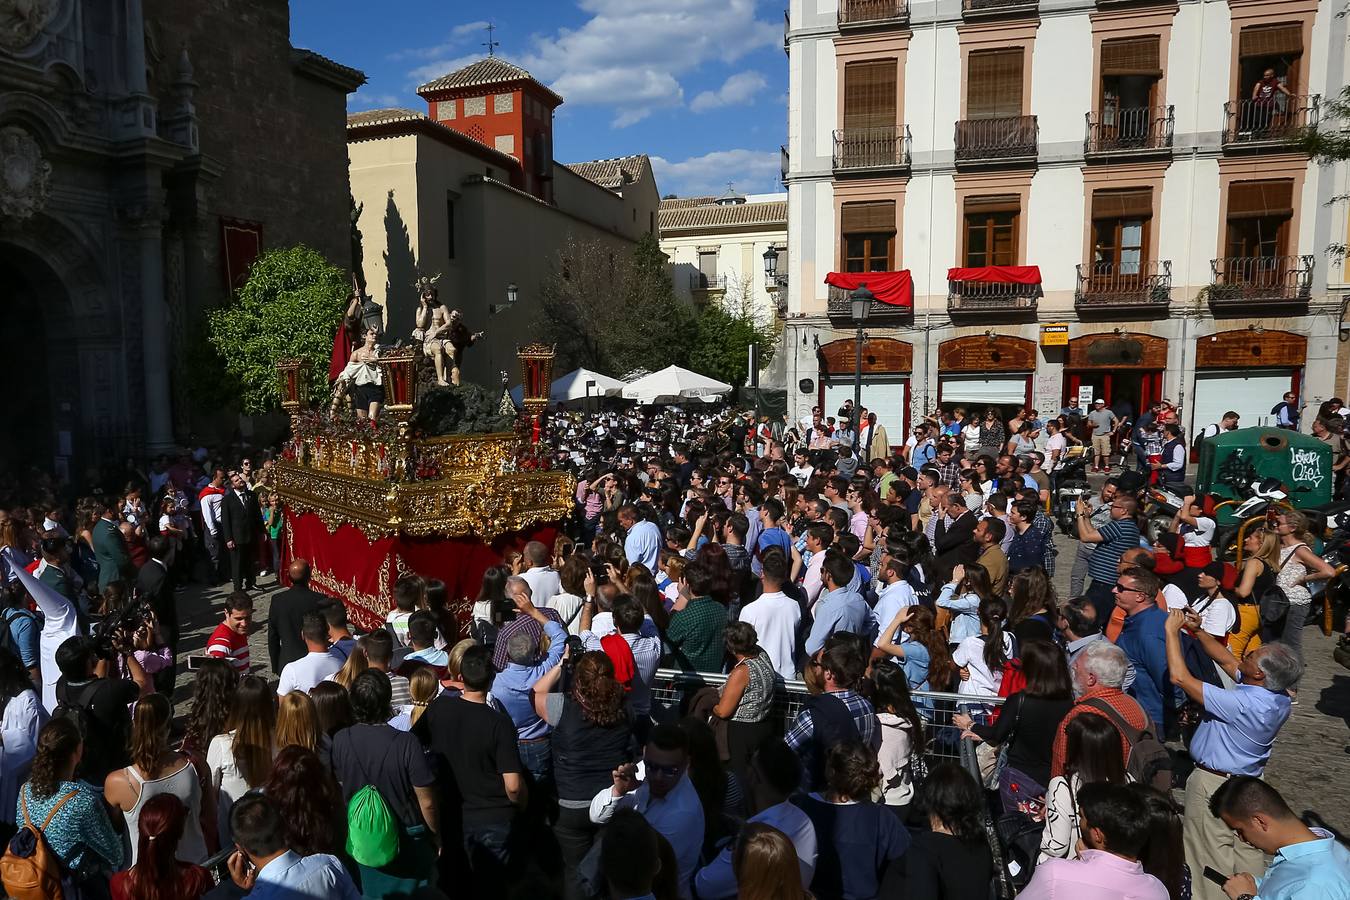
[221,219,264,290]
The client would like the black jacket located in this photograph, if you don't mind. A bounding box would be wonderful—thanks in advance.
[267,585,327,674]
[934,511,980,576]
[220,488,260,546]
[136,559,170,610]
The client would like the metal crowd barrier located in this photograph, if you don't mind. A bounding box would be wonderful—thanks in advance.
[650,668,1004,780]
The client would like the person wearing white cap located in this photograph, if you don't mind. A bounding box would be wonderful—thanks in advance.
[1086,399,1119,474]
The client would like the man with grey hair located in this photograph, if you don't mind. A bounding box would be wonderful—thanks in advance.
[1050,638,1150,779]
[519,541,562,604]
[1164,608,1298,900]
[489,581,568,786]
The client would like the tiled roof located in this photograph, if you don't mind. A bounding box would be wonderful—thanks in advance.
[659,196,719,209]
[291,48,366,91]
[565,155,651,191]
[659,199,787,231]
[345,107,521,168]
[416,56,563,104]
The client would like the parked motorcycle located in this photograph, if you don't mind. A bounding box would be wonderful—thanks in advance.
[1142,483,1189,544]
[1054,451,1093,535]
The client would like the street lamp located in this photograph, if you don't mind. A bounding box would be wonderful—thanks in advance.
[762,246,779,280]
[490,282,519,315]
[849,284,873,451]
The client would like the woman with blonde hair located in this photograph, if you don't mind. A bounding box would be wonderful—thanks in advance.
[1266,509,1336,696]
[444,637,477,692]
[105,694,208,865]
[274,690,321,753]
[1230,526,1278,658]
[408,666,439,727]
[330,643,369,690]
[733,822,812,900]
[206,674,276,845]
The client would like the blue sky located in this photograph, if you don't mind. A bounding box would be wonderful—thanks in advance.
[292,0,788,197]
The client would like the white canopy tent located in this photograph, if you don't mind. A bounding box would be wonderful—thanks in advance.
[621,366,733,404]
[510,367,628,406]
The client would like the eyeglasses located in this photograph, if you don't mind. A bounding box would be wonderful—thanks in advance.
[645,762,685,778]
[1111,583,1144,594]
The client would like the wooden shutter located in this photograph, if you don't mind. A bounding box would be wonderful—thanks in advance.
[965,195,1021,214]
[1091,188,1154,220]
[841,200,896,233]
[1227,180,1294,219]
[1240,24,1303,58]
[843,61,897,131]
[967,49,1023,119]
[1101,37,1162,76]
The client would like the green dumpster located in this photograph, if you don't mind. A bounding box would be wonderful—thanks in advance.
[1196,427,1333,526]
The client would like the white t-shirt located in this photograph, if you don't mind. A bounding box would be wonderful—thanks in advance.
[963,423,982,453]
[277,651,343,696]
[790,464,814,487]
[738,591,801,680]
[1045,433,1067,471]
[1181,516,1216,547]
[1192,593,1237,637]
[953,632,1016,699]
[1162,583,1188,610]
[522,566,562,604]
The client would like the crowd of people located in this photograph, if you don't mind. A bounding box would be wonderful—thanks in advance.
[0,394,1348,900]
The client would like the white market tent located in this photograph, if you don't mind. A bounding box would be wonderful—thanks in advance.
[621,365,733,404]
[509,367,628,405]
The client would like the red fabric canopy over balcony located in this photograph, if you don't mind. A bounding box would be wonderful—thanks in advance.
[824,270,913,308]
[947,265,1042,285]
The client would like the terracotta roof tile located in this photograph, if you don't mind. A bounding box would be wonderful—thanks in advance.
[659,200,787,231]
[416,56,563,104]
[564,155,651,191]
[658,196,719,209]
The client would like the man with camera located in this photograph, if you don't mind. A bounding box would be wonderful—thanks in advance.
[53,630,152,788]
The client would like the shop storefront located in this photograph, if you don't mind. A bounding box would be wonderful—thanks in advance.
[818,337,912,446]
[936,335,1035,420]
[1063,332,1166,424]
[1192,329,1305,431]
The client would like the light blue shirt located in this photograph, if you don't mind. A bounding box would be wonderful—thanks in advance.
[871,579,917,648]
[935,583,981,643]
[624,519,662,574]
[492,620,567,739]
[1256,836,1350,899]
[248,850,361,900]
[1190,679,1292,776]
[405,646,449,667]
[804,586,873,656]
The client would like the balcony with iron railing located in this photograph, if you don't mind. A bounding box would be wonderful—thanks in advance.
[1075,260,1172,314]
[947,278,1040,316]
[827,285,910,324]
[689,273,728,293]
[954,115,1038,165]
[832,125,912,172]
[839,0,909,26]
[1222,95,1319,148]
[962,0,1037,17]
[780,144,789,185]
[1207,256,1313,309]
[1084,106,1174,157]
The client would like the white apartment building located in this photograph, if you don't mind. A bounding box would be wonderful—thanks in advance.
[782,0,1350,448]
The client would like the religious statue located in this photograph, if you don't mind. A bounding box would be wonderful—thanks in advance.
[446,309,484,386]
[412,276,454,386]
[329,274,384,382]
[330,325,384,421]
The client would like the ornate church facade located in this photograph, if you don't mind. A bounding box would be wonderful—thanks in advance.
[0,0,362,478]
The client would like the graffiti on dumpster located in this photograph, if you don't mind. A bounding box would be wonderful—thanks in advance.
[1290,448,1324,489]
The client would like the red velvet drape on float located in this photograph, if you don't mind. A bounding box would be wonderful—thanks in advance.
[946,265,1042,284]
[281,508,557,632]
[328,329,353,382]
[824,271,914,308]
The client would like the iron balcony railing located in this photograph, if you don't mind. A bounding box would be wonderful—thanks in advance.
[954,115,1038,163]
[1075,260,1172,310]
[826,285,910,322]
[947,277,1040,312]
[962,0,1038,15]
[1084,105,1174,155]
[1207,256,1314,305]
[833,125,913,171]
[780,144,790,184]
[689,273,727,292]
[1223,94,1319,146]
[839,0,909,25]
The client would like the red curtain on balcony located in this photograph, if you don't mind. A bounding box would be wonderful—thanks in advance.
[825,270,913,307]
[946,265,1042,284]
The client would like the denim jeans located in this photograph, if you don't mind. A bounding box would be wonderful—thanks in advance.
[517,737,553,785]
[463,819,515,898]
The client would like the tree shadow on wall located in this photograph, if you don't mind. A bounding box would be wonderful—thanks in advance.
[383,189,418,339]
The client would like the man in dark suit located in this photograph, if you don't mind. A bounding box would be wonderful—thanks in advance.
[136,535,176,695]
[220,471,260,592]
[92,498,131,592]
[933,491,980,577]
[267,558,328,675]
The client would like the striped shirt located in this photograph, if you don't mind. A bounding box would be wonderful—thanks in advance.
[206,623,249,673]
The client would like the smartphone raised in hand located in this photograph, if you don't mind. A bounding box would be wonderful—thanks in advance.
[1202,866,1228,887]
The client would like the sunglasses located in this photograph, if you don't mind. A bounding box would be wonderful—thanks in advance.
[1111,583,1144,594]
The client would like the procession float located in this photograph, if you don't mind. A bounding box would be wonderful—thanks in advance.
[272,326,574,631]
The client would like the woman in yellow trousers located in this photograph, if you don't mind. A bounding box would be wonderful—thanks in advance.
[1229,529,1279,658]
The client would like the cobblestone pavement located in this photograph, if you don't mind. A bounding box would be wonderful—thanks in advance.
[171,534,1350,834]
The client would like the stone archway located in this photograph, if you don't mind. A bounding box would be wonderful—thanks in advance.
[0,242,68,475]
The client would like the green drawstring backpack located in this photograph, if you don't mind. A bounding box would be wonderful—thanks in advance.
[344,741,400,867]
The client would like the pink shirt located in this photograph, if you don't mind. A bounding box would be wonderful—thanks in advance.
[849,510,868,541]
[1019,850,1169,900]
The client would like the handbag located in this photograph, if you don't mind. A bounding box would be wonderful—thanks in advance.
[1259,546,1301,625]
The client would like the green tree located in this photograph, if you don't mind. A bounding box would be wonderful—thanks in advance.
[687,277,779,387]
[207,245,348,414]
[1298,89,1350,260]
[612,233,693,376]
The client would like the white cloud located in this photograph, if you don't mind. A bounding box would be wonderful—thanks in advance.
[407,53,482,88]
[521,0,779,127]
[689,71,768,113]
[389,21,491,61]
[650,148,781,197]
[348,89,403,111]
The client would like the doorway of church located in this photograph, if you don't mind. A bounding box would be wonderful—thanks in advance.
[0,246,63,481]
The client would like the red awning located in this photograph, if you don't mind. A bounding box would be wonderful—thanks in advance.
[824,270,913,308]
[946,265,1042,285]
